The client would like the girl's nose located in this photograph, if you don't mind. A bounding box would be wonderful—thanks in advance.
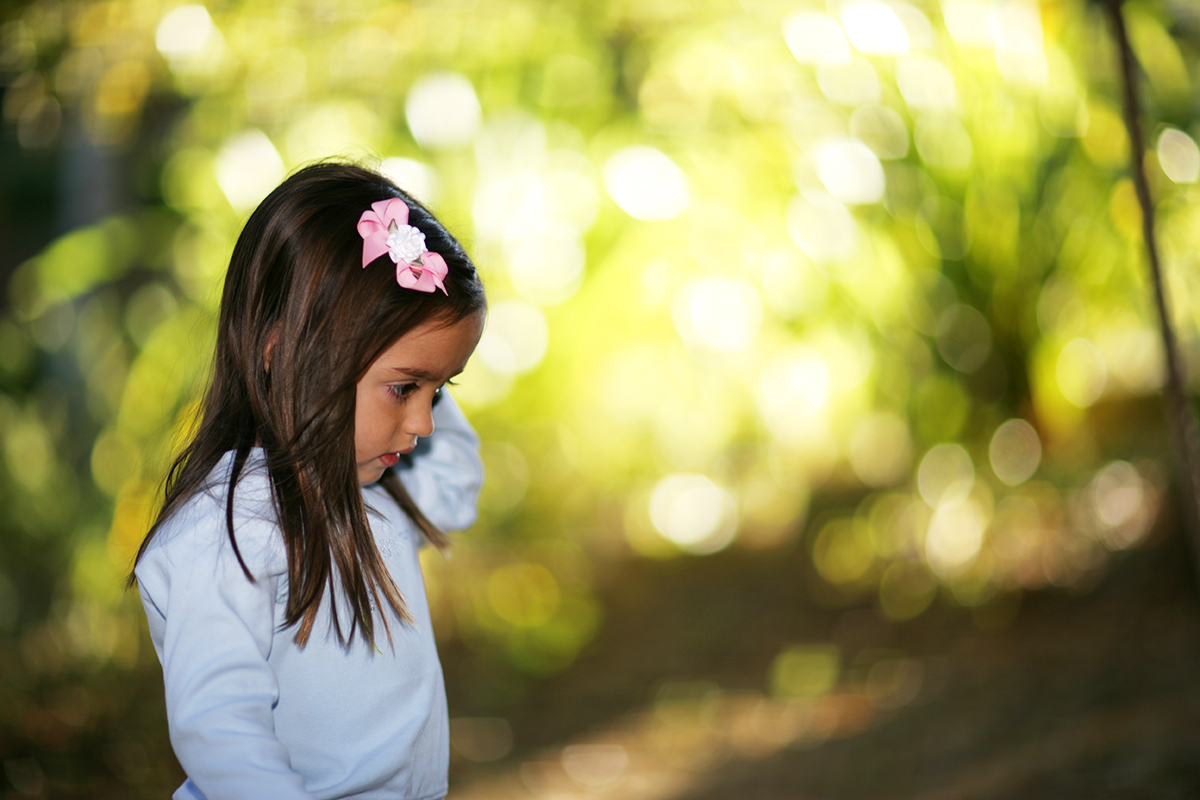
[403,397,436,438]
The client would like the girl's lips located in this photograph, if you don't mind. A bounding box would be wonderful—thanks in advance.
[379,445,416,468]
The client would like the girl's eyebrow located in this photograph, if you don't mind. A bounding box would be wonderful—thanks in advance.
[385,366,440,381]
[384,366,465,381]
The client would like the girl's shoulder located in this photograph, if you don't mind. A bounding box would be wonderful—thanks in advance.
[140,450,286,576]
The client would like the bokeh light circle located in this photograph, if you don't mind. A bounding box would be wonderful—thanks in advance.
[814,139,885,205]
[1056,338,1107,407]
[476,300,549,376]
[155,5,217,61]
[1157,128,1200,184]
[988,419,1041,486]
[925,500,986,576]
[935,304,991,373]
[380,157,439,205]
[215,130,285,212]
[840,0,910,56]
[786,194,859,263]
[603,146,689,221]
[673,278,762,353]
[508,226,586,305]
[1092,461,1143,529]
[817,58,881,107]
[649,473,738,554]
[758,345,830,444]
[917,443,974,509]
[406,72,482,149]
[784,12,851,65]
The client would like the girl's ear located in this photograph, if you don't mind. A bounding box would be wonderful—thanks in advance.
[263,326,280,373]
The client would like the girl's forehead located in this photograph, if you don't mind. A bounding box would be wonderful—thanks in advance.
[369,312,484,379]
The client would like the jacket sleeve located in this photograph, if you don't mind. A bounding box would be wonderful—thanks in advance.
[395,390,483,532]
[135,502,316,800]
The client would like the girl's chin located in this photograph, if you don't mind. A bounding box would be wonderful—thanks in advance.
[357,465,385,485]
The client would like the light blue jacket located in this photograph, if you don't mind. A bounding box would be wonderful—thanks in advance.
[136,395,482,800]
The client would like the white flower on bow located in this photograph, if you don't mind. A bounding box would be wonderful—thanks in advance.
[386,223,427,264]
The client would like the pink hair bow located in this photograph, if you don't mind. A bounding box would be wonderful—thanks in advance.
[357,198,449,295]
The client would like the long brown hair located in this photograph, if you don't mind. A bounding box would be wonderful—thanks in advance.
[131,162,486,647]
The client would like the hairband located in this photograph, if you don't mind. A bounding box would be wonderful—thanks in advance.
[357,198,449,294]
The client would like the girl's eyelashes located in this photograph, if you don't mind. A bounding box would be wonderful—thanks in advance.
[432,380,457,408]
[388,379,456,403]
[387,383,420,401]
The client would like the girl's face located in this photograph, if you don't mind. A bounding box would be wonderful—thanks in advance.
[354,311,485,485]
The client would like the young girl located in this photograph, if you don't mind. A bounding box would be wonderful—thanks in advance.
[132,162,487,800]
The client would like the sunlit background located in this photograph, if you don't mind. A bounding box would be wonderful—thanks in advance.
[1,0,1199,796]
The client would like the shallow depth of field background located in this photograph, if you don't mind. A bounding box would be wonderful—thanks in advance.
[2,0,1200,797]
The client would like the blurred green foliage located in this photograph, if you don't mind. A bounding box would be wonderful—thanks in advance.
[1,0,1198,794]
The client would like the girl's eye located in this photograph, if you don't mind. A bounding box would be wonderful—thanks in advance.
[388,383,419,400]
[432,380,456,408]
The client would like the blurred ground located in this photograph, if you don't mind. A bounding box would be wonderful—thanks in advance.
[442,516,1200,800]
[6,515,1200,799]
